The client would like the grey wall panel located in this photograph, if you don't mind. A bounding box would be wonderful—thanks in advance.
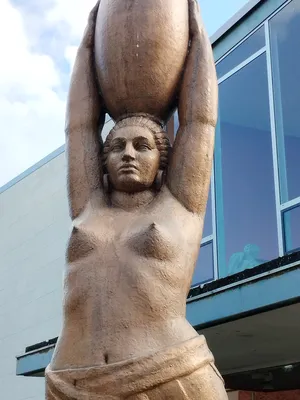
[0,152,69,400]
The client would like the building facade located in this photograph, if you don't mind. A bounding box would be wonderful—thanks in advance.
[0,0,299,399]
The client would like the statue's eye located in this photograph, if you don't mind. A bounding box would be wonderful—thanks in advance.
[136,143,151,151]
[111,144,123,152]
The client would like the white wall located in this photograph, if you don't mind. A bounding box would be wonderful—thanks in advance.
[0,119,114,400]
[0,151,69,399]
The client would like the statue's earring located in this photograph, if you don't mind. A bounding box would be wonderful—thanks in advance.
[154,170,165,191]
[103,174,112,193]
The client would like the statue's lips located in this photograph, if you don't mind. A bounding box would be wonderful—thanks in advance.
[118,165,138,173]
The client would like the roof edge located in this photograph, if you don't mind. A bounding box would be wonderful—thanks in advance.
[210,0,264,45]
[0,145,65,195]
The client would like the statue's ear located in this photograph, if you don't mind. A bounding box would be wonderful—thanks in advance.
[154,170,165,191]
[103,174,112,193]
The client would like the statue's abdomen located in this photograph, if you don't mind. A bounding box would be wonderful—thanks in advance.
[94,0,189,123]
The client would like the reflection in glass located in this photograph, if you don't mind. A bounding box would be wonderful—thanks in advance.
[216,54,278,277]
[216,27,265,79]
[192,242,214,286]
[228,244,266,276]
[203,188,212,238]
[269,0,300,202]
[283,206,300,254]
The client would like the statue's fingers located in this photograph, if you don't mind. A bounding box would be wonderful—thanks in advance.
[188,0,199,15]
[188,0,203,35]
[88,1,100,25]
[81,1,100,49]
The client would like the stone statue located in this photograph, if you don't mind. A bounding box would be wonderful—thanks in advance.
[45,0,228,398]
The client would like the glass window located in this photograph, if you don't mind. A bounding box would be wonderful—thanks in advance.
[216,27,265,79]
[216,54,278,277]
[283,206,300,254]
[192,242,214,286]
[269,0,300,203]
[203,188,212,238]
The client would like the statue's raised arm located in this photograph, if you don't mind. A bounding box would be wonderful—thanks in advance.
[168,0,218,215]
[65,1,105,220]
[46,2,228,399]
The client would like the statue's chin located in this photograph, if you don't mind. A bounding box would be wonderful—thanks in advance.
[112,177,154,194]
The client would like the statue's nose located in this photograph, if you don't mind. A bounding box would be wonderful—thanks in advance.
[122,144,135,161]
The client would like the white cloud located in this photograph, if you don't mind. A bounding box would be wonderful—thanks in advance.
[48,0,96,40]
[64,45,78,72]
[0,0,66,187]
[0,0,99,187]
[49,0,96,72]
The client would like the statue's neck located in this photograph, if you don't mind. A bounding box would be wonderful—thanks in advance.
[110,189,156,210]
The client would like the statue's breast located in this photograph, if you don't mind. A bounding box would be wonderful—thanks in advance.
[66,190,200,266]
[66,227,99,264]
[67,213,181,265]
[124,221,178,261]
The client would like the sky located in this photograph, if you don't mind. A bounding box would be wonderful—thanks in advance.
[0,0,249,188]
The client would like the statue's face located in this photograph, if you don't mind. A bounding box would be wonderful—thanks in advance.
[106,126,160,192]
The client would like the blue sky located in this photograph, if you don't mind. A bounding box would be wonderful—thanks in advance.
[0,0,249,188]
[201,0,249,35]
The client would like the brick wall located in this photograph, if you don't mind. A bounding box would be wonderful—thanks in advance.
[239,391,300,400]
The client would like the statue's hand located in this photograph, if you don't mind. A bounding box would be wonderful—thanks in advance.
[81,1,100,49]
[188,0,203,37]
[66,0,104,134]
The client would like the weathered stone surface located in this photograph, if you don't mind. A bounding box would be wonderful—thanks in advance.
[46,0,227,398]
[95,0,189,122]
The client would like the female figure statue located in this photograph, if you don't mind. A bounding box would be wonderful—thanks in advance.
[46,0,228,398]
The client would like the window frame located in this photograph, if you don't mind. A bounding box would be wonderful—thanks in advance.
[179,0,299,292]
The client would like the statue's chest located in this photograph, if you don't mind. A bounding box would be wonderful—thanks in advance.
[67,207,197,264]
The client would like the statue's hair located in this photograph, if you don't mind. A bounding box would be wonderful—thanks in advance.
[102,115,171,172]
